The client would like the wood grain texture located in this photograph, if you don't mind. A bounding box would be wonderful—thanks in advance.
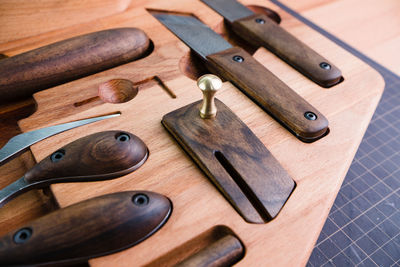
[0,0,132,44]
[0,28,150,103]
[0,0,388,266]
[0,131,149,207]
[232,13,342,87]
[175,235,244,267]
[98,79,138,104]
[162,99,295,223]
[24,130,148,183]
[280,0,400,76]
[0,191,172,266]
[207,47,329,142]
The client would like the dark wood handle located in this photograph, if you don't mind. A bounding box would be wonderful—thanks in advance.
[24,130,148,184]
[232,14,342,87]
[0,191,172,266]
[0,28,150,103]
[175,235,244,267]
[206,47,329,141]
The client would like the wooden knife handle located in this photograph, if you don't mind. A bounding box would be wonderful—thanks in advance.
[24,130,148,184]
[206,47,329,141]
[0,28,150,103]
[175,235,244,267]
[0,191,172,266]
[232,14,342,87]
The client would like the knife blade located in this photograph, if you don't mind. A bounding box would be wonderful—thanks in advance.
[0,28,150,103]
[152,12,328,142]
[0,113,120,166]
[0,130,148,207]
[201,0,342,87]
[0,191,171,266]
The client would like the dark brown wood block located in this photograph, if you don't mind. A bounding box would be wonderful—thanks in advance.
[162,99,295,224]
[0,191,172,266]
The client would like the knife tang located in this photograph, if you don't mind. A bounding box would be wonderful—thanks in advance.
[0,191,171,266]
[231,13,342,87]
[206,47,329,140]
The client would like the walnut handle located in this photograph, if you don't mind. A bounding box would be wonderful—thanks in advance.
[0,28,150,103]
[232,14,342,87]
[175,235,244,267]
[206,47,329,142]
[0,191,172,266]
[24,130,148,184]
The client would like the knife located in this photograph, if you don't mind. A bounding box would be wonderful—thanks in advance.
[0,130,148,207]
[152,12,328,142]
[200,0,342,87]
[0,28,150,103]
[0,191,171,266]
[0,113,120,166]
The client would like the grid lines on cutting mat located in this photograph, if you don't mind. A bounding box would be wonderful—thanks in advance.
[308,70,400,267]
[267,1,400,266]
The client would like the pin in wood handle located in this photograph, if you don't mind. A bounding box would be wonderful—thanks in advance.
[0,131,149,207]
[198,74,222,119]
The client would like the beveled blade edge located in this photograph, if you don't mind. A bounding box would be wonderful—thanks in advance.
[0,113,120,166]
[201,0,254,23]
[152,12,232,59]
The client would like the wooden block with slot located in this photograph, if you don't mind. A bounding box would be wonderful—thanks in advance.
[162,99,295,223]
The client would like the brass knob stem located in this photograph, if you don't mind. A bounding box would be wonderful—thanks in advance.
[198,74,222,119]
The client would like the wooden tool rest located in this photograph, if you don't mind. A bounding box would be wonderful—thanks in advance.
[162,98,295,223]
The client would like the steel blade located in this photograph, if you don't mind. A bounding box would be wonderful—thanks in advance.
[152,13,232,59]
[201,0,254,23]
[0,177,30,207]
[0,113,120,166]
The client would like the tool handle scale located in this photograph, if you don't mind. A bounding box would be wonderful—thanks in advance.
[0,28,150,103]
[0,191,171,266]
[206,47,329,141]
[24,130,148,183]
[232,14,342,87]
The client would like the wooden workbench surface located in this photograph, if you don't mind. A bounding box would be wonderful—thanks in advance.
[0,0,397,266]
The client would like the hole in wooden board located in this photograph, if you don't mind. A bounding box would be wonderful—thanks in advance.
[73,75,175,108]
[145,225,245,267]
[179,5,281,81]
[98,79,138,104]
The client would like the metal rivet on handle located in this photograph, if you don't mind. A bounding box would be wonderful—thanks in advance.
[50,150,65,162]
[255,18,265,24]
[319,62,331,70]
[132,193,149,206]
[232,55,244,63]
[304,112,317,121]
[116,133,130,142]
[13,228,32,244]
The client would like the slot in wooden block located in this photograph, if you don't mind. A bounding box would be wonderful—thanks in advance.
[162,98,295,223]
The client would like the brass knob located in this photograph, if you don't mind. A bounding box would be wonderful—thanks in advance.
[198,74,222,119]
